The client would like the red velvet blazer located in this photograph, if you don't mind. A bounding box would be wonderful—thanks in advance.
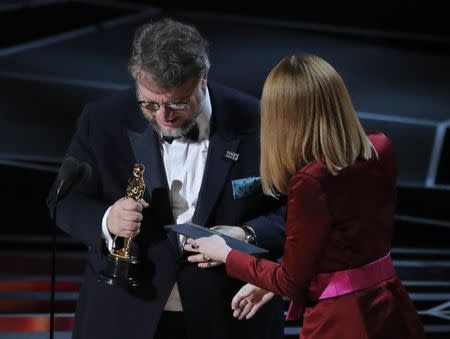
[226,133,425,339]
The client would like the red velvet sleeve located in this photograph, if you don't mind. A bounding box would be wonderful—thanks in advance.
[226,173,332,300]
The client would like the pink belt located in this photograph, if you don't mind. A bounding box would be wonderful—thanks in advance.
[286,252,396,321]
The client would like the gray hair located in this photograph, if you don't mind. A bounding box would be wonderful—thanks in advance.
[128,17,210,90]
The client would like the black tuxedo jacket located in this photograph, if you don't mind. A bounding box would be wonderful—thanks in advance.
[51,82,286,339]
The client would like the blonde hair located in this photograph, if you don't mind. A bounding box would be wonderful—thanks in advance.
[260,53,374,196]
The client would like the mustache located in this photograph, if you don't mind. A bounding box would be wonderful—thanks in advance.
[141,94,204,137]
[144,114,197,138]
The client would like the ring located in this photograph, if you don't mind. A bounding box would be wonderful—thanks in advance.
[191,240,199,249]
[239,299,248,307]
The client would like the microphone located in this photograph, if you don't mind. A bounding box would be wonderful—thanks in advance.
[47,157,91,339]
[55,157,92,202]
[48,157,92,217]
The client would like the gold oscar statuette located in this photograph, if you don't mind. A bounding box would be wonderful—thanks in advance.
[110,163,146,261]
[98,163,146,288]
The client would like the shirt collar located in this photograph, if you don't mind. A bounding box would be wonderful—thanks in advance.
[195,85,212,141]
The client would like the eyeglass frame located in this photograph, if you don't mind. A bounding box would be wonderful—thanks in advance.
[136,80,199,112]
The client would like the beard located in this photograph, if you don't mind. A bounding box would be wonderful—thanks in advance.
[147,115,196,138]
[143,94,205,138]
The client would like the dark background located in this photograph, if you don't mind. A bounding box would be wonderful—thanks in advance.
[0,1,449,338]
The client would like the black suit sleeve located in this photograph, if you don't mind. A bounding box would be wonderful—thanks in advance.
[49,105,110,257]
[244,202,286,259]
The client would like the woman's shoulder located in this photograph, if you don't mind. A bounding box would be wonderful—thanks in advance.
[367,132,394,153]
[288,132,395,187]
[289,161,328,192]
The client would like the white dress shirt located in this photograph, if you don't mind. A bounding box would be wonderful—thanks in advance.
[102,87,212,311]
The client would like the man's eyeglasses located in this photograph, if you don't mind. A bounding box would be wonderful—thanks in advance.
[137,83,198,112]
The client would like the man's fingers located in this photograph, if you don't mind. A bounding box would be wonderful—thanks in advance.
[119,198,143,212]
[119,220,140,231]
[116,220,140,238]
[108,198,145,237]
[138,199,149,208]
[120,210,143,223]
[119,228,140,238]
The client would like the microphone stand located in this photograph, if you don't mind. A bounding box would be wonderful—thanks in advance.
[50,208,56,339]
[49,180,65,339]
[46,157,91,339]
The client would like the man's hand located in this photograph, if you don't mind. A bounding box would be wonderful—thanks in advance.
[231,284,274,320]
[211,225,246,241]
[107,197,149,238]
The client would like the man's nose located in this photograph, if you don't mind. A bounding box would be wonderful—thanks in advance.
[157,105,174,117]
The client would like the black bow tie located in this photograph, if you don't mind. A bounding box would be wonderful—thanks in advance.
[160,123,200,144]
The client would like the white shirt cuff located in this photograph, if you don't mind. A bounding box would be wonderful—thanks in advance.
[101,205,115,252]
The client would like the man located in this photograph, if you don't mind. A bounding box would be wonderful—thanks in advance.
[49,17,285,339]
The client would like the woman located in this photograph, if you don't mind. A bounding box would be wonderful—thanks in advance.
[185,53,425,338]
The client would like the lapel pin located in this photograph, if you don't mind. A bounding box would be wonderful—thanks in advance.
[225,150,239,161]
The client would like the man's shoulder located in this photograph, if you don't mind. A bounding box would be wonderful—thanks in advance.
[79,87,143,127]
[208,81,260,134]
[86,87,136,112]
[209,81,258,103]
[208,81,259,110]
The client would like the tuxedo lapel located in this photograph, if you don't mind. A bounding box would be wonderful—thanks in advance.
[192,133,240,226]
[128,125,168,199]
[128,125,178,249]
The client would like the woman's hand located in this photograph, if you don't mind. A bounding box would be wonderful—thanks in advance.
[231,284,274,320]
[184,235,232,267]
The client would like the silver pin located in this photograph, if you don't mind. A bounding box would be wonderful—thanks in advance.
[225,151,239,161]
